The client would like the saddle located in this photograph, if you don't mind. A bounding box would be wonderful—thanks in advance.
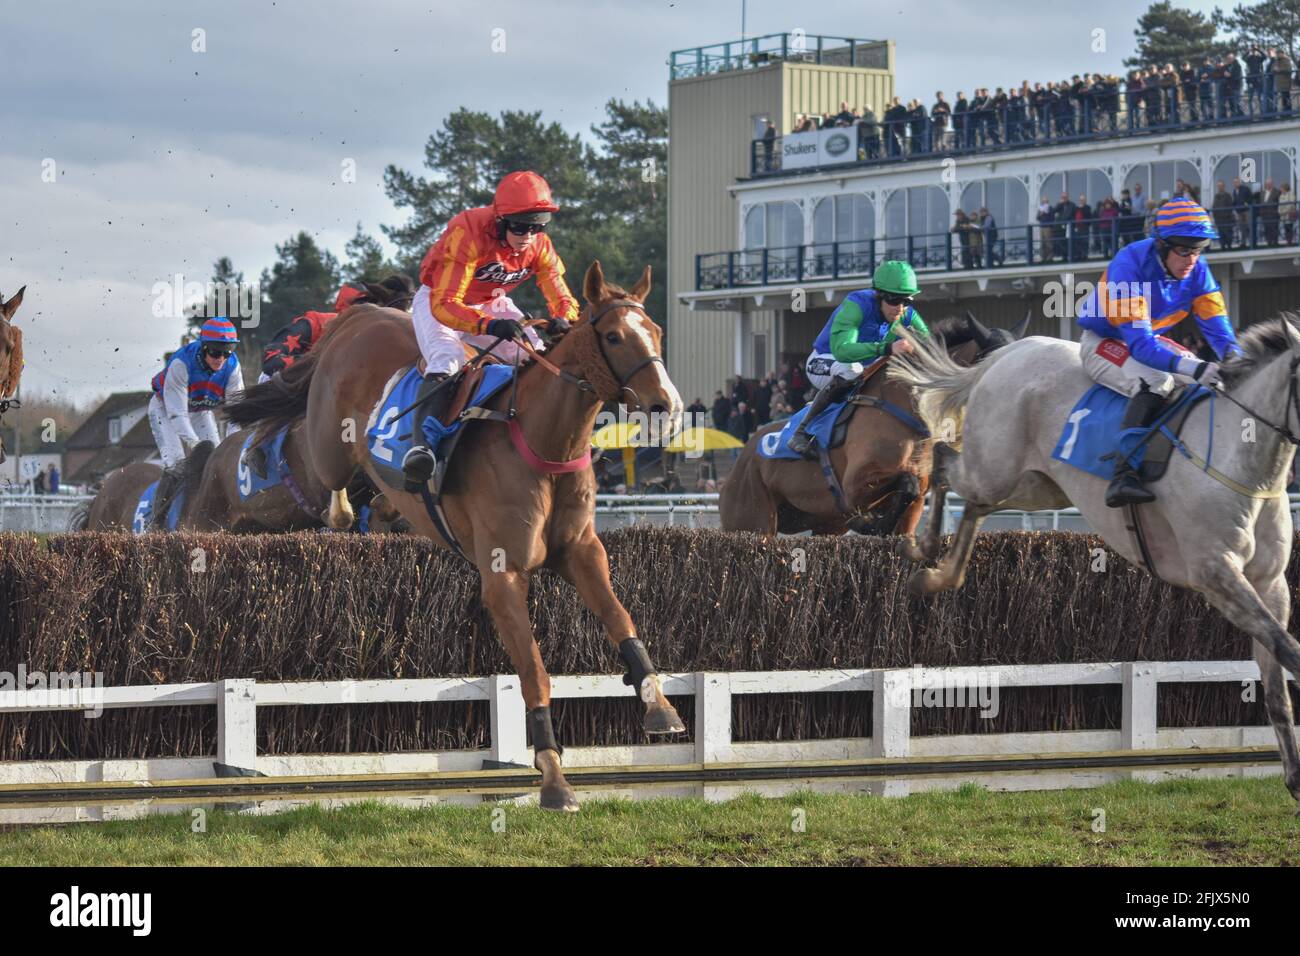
[1131,385,1207,483]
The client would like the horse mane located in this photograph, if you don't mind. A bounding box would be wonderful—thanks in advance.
[1221,313,1300,386]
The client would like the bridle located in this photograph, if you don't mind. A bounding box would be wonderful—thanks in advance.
[1213,353,1300,448]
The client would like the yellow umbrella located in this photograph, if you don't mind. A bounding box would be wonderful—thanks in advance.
[661,426,743,454]
[590,421,643,487]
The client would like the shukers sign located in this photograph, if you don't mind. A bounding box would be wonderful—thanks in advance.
[781,128,855,169]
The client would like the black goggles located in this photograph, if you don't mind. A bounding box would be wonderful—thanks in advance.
[504,220,547,236]
[880,294,915,306]
[203,344,234,357]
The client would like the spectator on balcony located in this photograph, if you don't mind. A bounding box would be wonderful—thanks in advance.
[792,112,810,132]
[1211,180,1236,248]
[857,105,880,159]
[1126,69,1145,129]
[971,88,992,145]
[835,101,856,127]
[1054,192,1077,260]
[821,112,836,129]
[1224,54,1244,116]
[1073,194,1093,259]
[1009,83,1030,142]
[952,209,974,269]
[1174,177,1199,203]
[1098,197,1120,257]
[1037,197,1055,262]
[979,207,1000,267]
[954,91,970,148]
[754,375,773,425]
[1180,61,1199,121]
[710,390,731,431]
[990,87,1008,144]
[1275,49,1294,112]
[1030,82,1049,138]
[1052,80,1076,136]
[1143,68,1163,126]
[1118,189,1137,244]
[1131,182,1149,216]
[1197,58,1216,119]
[1261,178,1282,246]
[1246,45,1266,113]
[931,93,951,151]
[884,96,907,156]
[1160,64,1180,123]
[770,382,793,421]
[1280,182,1296,244]
[1068,75,1086,131]
[1233,176,1254,245]
[908,99,929,153]
[761,120,776,171]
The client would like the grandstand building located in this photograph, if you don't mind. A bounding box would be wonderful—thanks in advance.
[666,33,1300,406]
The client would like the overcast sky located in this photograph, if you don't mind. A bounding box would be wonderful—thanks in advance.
[2,0,1225,404]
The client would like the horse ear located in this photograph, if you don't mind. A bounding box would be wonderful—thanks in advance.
[362,282,387,303]
[1,286,24,320]
[965,311,991,347]
[583,261,607,306]
[1010,309,1032,340]
[630,265,652,303]
[1283,313,1300,356]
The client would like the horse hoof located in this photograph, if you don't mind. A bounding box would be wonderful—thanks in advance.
[644,704,686,735]
[894,537,925,562]
[920,537,942,561]
[908,568,946,595]
[539,783,580,812]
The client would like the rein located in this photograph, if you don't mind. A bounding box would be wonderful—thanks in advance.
[1213,355,1300,448]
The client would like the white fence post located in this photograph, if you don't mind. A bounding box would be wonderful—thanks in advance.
[489,674,529,766]
[871,669,911,758]
[217,678,257,772]
[1121,662,1158,749]
[695,672,732,764]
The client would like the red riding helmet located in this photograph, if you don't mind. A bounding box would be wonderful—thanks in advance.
[334,283,366,311]
[493,171,559,224]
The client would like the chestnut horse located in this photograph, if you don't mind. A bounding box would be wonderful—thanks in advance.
[721,314,1028,536]
[224,261,686,811]
[1,286,26,464]
[77,443,213,531]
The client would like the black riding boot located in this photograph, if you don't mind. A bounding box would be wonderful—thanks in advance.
[150,468,183,530]
[1104,386,1166,508]
[401,372,453,492]
[788,375,854,458]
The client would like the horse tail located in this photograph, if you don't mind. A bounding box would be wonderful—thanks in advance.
[68,500,90,532]
[223,305,375,434]
[887,327,1014,439]
[183,440,216,501]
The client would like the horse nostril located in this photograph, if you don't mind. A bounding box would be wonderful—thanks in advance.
[650,404,667,416]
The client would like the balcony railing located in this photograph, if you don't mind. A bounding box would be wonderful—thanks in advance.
[696,205,1299,290]
[669,33,886,81]
[752,81,1300,176]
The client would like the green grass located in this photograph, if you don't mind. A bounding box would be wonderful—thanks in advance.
[3,777,1300,866]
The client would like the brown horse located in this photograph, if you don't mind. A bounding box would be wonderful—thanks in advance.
[77,443,214,531]
[720,315,1027,536]
[0,286,26,464]
[225,261,685,811]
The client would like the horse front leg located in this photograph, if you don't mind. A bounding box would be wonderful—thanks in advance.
[555,530,686,735]
[909,501,989,595]
[898,442,954,562]
[479,564,579,812]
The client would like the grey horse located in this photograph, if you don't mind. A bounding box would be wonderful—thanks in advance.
[888,315,1300,804]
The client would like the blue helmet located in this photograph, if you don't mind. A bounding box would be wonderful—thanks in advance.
[199,317,239,353]
[1154,198,1218,245]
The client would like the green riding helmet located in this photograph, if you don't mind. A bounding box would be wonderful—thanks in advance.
[872,260,920,297]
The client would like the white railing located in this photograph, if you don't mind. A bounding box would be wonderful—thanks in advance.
[0,661,1278,782]
[0,494,94,533]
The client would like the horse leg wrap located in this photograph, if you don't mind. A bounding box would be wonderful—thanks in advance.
[619,638,657,698]
[527,706,562,756]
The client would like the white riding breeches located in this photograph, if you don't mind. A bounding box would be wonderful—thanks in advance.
[1079,331,1197,399]
[805,352,864,391]
[148,395,221,470]
[412,285,544,376]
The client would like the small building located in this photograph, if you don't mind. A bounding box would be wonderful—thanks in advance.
[63,391,158,487]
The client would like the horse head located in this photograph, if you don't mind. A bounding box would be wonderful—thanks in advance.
[0,286,26,398]
[574,261,683,445]
[964,309,1031,356]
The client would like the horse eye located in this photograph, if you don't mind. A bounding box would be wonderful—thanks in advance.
[605,332,620,345]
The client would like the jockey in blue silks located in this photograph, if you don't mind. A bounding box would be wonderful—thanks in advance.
[1076,198,1242,507]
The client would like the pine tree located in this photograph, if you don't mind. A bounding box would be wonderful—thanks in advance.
[1217,0,1300,59]
[1125,1,1228,68]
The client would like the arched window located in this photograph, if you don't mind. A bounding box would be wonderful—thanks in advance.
[1212,150,1294,196]
[810,194,875,277]
[1039,168,1113,208]
[1124,160,1200,204]
[741,201,804,283]
[959,178,1029,228]
[883,185,949,268]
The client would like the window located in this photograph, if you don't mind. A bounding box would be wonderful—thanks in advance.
[883,185,950,267]
[108,418,122,444]
[810,194,875,277]
[1212,150,1294,196]
[741,201,804,282]
[1124,160,1199,203]
[959,178,1029,227]
[1038,169,1113,209]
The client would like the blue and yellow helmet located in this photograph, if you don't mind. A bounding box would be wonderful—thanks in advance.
[1154,198,1218,246]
